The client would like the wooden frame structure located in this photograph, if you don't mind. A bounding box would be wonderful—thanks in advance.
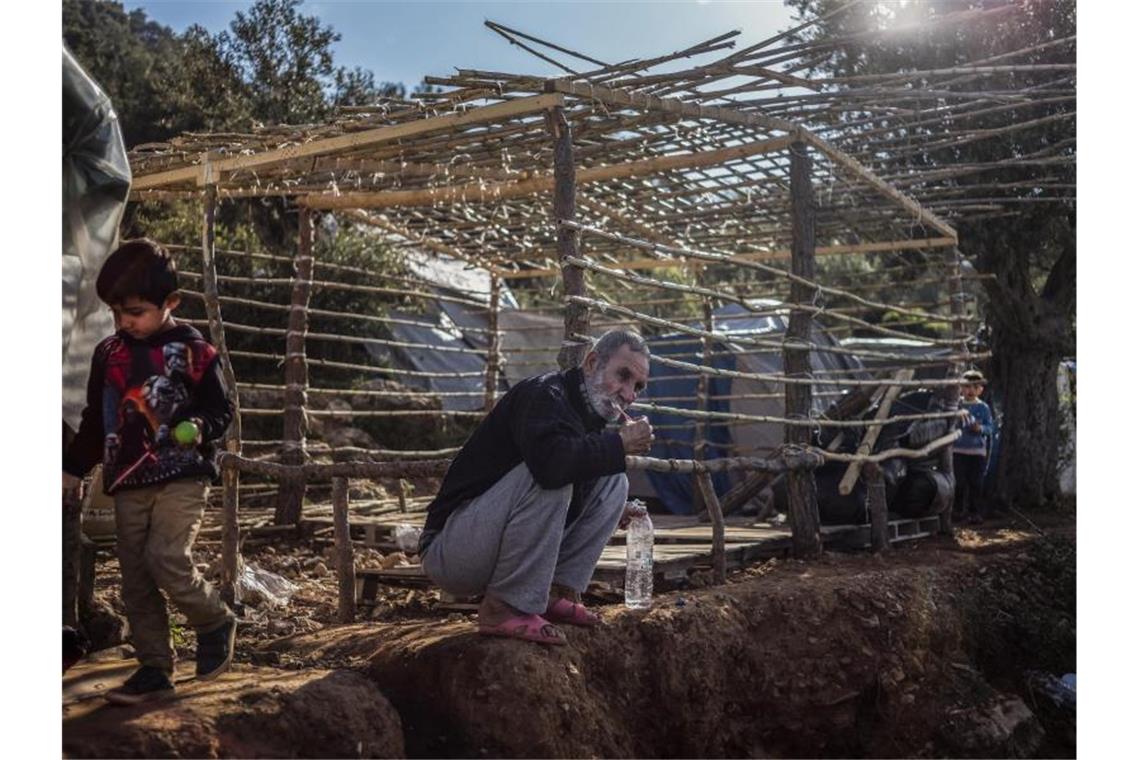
[120,7,1074,612]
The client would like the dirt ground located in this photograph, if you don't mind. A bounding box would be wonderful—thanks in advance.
[66,511,1076,758]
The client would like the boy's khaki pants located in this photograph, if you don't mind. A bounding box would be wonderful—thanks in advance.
[114,478,231,674]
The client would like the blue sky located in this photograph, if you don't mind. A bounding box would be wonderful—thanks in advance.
[122,1,798,90]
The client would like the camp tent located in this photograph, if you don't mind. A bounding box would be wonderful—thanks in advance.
[629,302,871,514]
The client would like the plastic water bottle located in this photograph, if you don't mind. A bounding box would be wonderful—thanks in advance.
[624,500,654,609]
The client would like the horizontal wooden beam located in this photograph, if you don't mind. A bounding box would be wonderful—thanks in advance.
[299,135,794,210]
[131,93,565,191]
[496,236,958,279]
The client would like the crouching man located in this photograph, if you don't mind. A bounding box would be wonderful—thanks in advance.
[419,330,653,645]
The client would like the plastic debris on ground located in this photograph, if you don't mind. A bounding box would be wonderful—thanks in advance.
[239,561,300,609]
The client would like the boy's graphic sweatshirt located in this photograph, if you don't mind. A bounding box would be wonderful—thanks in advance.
[63,323,234,494]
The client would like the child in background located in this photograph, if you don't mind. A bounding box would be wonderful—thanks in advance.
[953,369,994,525]
[62,239,236,704]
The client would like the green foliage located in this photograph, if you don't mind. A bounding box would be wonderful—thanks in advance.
[64,0,407,145]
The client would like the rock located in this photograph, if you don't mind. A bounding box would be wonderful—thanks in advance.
[64,662,404,758]
[379,553,405,569]
[939,695,1044,758]
[268,619,296,638]
[80,599,128,653]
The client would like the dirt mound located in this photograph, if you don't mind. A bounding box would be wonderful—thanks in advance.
[63,656,404,758]
[66,520,1075,758]
[261,531,1075,758]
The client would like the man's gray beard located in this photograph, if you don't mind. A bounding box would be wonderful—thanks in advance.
[585,368,622,422]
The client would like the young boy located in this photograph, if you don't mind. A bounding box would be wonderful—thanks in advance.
[953,369,994,525]
[62,239,236,704]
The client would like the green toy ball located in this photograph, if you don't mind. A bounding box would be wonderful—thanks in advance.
[173,420,200,446]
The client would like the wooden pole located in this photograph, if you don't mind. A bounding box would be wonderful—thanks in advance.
[784,140,822,559]
[863,462,890,552]
[939,247,969,535]
[332,477,356,623]
[62,489,82,628]
[201,185,243,605]
[484,273,502,411]
[695,471,727,584]
[549,107,590,370]
[276,208,315,526]
[692,288,714,516]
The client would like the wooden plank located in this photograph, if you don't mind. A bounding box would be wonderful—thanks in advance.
[132,93,566,190]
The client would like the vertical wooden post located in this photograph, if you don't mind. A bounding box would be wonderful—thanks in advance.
[484,273,502,411]
[202,185,243,605]
[332,477,356,623]
[939,246,969,535]
[62,490,82,628]
[784,140,822,559]
[692,279,714,516]
[549,107,590,370]
[863,462,890,552]
[276,208,315,526]
[696,470,726,584]
[397,479,409,513]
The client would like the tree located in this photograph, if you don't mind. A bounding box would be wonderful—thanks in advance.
[783,0,1076,509]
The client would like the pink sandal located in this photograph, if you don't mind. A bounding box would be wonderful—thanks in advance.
[544,597,600,627]
[478,614,567,646]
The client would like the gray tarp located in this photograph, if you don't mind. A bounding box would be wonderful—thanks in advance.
[62,48,130,429]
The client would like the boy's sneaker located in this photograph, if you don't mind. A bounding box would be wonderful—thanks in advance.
[196,616,237,680]
[104,666,175,706]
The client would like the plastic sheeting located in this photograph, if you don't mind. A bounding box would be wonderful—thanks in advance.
[62,48,131,429]
[636,303,869,514]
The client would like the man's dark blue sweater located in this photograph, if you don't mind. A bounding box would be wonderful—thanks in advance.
[423,366,627,537]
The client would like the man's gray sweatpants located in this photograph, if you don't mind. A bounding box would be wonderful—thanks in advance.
[422,463,628,614]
